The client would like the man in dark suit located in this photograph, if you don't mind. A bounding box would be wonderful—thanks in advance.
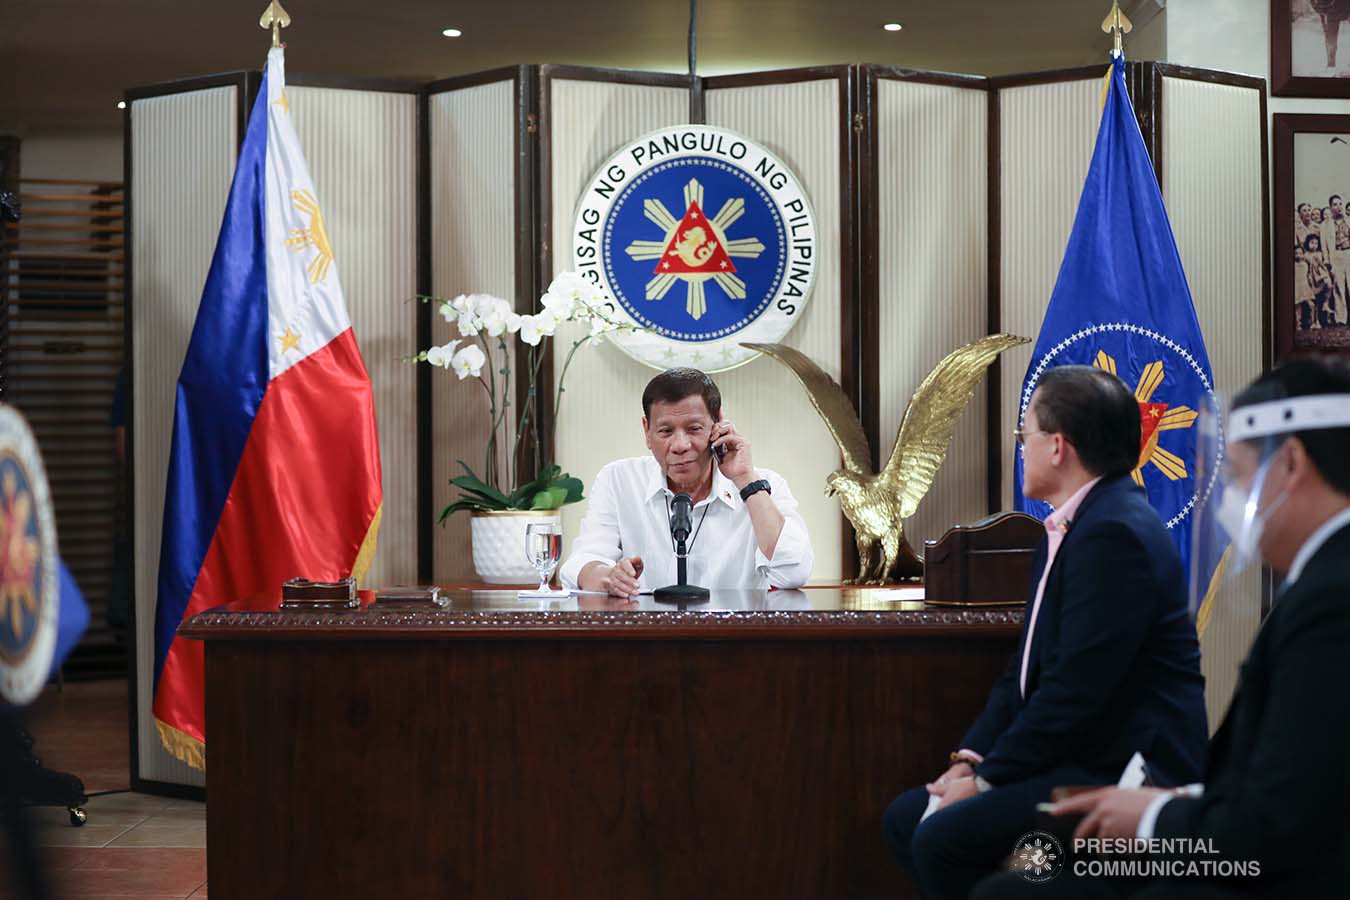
[882,365,1208,900]
[978,357,1350,899]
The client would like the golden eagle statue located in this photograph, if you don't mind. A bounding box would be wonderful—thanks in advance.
[743,334,1029,584]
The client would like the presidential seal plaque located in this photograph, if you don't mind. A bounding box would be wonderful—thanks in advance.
[573,125,818,372]
[0,404,59,706]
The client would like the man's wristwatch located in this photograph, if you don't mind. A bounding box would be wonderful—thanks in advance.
[738,479,771,502]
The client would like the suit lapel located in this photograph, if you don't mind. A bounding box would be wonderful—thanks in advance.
[1019,478,1129,697]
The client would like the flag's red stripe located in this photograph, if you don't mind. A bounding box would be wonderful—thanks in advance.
[153,328,382,742]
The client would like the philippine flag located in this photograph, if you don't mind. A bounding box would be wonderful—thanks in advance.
[152,48,382,769]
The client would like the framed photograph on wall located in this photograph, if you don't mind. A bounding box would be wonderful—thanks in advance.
[1272,0,1350,97]
[1274,114,1350,359]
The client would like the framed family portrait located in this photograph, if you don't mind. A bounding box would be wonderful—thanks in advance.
[1274,114,1350,359]
[1271,0,1350,96]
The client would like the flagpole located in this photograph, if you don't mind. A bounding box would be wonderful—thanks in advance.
[1101,1,1133,58]
[259,0,292,48]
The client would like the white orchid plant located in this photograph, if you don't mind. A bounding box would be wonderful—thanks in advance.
[413,272,644,519]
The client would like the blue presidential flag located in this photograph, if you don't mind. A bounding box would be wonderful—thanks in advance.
[1014,56,1218,583]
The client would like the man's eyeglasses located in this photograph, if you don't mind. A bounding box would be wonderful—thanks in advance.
[1012,428,1048,445]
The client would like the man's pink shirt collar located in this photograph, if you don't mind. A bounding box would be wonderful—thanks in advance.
[1045,477,1103,536]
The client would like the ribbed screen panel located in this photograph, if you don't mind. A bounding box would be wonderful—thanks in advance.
[1162,75,1266,726]
[130,86,237,787]
[545,79,690,570]
[428,79,517,581]
[996,78,1102,509]
[288,86,418,588]
[701,78,844,582]
[876,79,989,553]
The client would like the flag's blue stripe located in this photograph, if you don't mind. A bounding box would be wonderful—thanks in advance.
[153,68,273,687]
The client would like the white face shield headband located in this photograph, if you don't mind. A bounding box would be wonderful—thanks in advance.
[1191,394,1350,611]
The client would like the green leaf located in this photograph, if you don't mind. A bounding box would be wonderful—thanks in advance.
[553,476,585,504]
[530,486,569,510]
[452,461,510,506]
[508,472,550,506]
[450,479,508,508]
[438,498,491,523]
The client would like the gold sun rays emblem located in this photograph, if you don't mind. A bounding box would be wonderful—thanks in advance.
[1093,349,1198,487]
[0,469,40,642]
[623,178,766,321]
[284,189,335,284]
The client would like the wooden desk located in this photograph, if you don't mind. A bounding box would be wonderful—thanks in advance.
[181,589,1021,899]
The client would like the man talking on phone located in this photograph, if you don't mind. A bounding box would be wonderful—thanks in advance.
[559,367,813,596]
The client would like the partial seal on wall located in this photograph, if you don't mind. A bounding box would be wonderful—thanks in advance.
[0,404,58,705]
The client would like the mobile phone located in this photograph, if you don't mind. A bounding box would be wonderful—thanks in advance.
[713,442,726,463]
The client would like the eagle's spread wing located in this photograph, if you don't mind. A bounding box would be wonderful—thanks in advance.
[742,342,873,475]
[882,334,1030,518]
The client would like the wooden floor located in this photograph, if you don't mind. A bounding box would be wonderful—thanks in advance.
[5,680,207,899]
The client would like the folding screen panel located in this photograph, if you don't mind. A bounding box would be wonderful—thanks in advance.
[1158,67,1267,721]
[286,80,419,589]
[128,78,241,789]
[699,68,854,582]
[426,70,526,582]
[538,68,699,573]
[993,71,1105,512]
[866,69,991,555]
[128,75,419,789]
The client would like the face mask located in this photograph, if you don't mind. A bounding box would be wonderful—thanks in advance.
[1213,460,1291,566]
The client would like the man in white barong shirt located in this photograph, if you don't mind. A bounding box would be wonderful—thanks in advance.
[559,367,812,596]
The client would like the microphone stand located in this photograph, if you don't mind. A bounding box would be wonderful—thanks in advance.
[655,491,710,606]
[655,537,710,605]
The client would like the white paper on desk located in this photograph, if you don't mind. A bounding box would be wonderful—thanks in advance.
[865,587,926,602]
[918,792,943,823]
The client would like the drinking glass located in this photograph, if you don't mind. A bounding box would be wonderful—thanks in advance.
[524,522,562,593]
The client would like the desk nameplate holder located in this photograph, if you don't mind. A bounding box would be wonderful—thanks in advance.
[369,586,448,610]
[279,577,360,611]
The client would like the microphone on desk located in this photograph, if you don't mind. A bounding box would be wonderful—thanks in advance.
[655,491,710,606]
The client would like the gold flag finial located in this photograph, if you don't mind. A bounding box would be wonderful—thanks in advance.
[1101,1,1133,57]
[259,1,292,48]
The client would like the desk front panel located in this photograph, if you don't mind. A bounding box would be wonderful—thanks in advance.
[189,593,1020,899]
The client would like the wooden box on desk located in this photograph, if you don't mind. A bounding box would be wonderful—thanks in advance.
[923,512,1042,606]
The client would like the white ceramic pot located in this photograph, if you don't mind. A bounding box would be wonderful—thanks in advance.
[470,510,563,584]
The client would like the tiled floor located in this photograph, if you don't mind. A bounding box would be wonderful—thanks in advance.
[6,681,207,899]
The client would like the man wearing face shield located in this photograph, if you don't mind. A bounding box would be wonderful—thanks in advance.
[976,356,1350,899]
